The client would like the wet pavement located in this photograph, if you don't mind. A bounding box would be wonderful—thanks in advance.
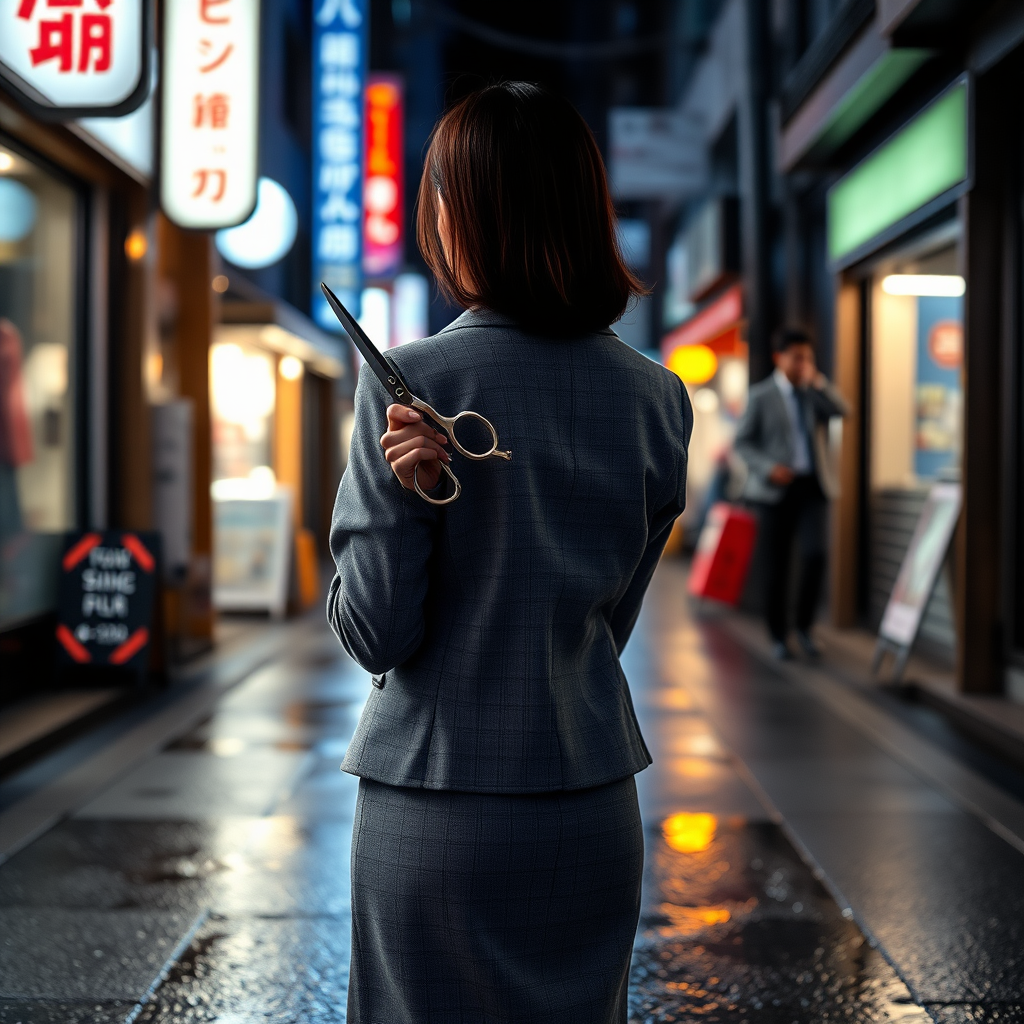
[1,562,1023,1022]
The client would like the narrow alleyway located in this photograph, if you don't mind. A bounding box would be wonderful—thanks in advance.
[1,561,1023,1023]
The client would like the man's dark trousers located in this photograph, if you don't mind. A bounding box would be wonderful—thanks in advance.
[756,475,826,643]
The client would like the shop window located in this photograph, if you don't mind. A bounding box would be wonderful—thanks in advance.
[0,143,78,630]
[865,231,962,656]
[869,241,963,491]
[209,339,276,496]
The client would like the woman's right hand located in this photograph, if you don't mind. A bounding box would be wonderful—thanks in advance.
[381,404,450,492]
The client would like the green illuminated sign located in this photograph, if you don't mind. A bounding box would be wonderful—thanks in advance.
[828,83,967,263]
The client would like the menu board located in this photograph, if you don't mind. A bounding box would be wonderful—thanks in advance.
[212,492,292,618]
[56,531,160,678]
[878,483,961,652]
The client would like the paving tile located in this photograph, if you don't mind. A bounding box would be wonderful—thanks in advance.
[0,819,267,912]
[744,756,958,815]
[0,999,135,1023]
[74,751,313,820]
[629,818,930,1023]
[925,1007,1024,1023]
[785,810,1024,1003]
[273,762,360,819]
[0,908,197,1001]
[132,916,350,1024]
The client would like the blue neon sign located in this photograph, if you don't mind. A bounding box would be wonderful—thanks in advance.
[311,0,367,330]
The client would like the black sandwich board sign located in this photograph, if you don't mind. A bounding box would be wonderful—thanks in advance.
[872,483,961,682]
[56,531,160,680]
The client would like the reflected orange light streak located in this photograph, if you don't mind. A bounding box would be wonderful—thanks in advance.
[662,811,718,852]
[668,757,718,779]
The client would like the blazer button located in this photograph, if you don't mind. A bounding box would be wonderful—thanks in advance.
[371,673,386,690]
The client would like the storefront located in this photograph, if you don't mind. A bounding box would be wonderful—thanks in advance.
[209,299,351,618]
[827,77,981,677]
[0,97,152,691]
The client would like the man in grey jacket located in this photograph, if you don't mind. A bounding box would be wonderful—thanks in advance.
[734,327,849,659]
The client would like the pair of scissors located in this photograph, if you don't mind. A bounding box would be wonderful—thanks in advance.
[320,283,512,506]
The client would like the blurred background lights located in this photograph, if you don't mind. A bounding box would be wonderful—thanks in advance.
[667,343,718,385]
[124,229,148,261]
[0,152,14,173]
[692,387,720,414]
[0,178,37,243]
[210,343,276,429]
[881,274,965,297]
[359,287,391,346]
[215,177,298,269]
[212,274,230,293]
[278,355,303,381]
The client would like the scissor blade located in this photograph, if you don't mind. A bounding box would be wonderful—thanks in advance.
[320,282,413,406]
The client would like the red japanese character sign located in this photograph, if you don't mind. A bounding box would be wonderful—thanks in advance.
[160,0,260,229]
[0,0,147,118]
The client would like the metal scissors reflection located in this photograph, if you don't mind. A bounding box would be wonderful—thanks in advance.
[320,282,512,506]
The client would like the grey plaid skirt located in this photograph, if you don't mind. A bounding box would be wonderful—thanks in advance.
[347,775,644,1024]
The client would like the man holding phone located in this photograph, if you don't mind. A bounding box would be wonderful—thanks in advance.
[735,327,849,660]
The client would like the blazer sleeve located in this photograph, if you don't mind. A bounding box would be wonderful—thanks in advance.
[734,389,776,479]
[608,378,693,654]
[327,369,439,675]
[806,377,850,420]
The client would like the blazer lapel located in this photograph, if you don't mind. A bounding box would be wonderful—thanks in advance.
[768,378,795,463]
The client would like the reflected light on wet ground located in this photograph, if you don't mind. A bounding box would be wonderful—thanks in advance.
[631,817,929,1023]
[663,812,718,853]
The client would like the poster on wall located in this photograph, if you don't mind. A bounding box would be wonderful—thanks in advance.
[914,295,963,480]
[0,0,150,118]
[56,531,160,678]
[311,0,367,330]
[160,0,260,229]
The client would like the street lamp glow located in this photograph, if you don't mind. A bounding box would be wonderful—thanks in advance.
[279,355,303,381]
[881,274,965,297]
[215,177,298,269]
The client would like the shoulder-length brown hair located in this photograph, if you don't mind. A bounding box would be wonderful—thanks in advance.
[416,82,646,337]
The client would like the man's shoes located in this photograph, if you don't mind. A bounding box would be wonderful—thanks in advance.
[771,640,793,661]
[795,630,821,658]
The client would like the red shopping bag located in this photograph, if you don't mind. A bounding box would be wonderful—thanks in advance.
[687,502,757,606]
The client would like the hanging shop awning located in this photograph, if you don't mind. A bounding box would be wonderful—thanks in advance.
[219,298,350,385]
[661,283,744,362]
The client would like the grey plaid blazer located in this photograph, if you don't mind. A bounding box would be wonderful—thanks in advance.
[328,308,692,793]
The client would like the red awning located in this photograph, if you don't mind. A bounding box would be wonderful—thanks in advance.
[662,284,744,358]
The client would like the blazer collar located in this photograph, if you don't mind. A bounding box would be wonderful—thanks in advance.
[437,307,519,334]
[437,306,618,339]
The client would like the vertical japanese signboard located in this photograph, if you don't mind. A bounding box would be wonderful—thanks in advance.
[311,0,367,331]
[363,74,403,279]
[0,0,149,118]
[160,0,260,229]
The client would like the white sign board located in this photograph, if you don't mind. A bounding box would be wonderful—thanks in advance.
[609,108,706,201]
[160,0,260,229]
[879,483,961,647]
[0,0,148,118]
[213,490,292,619]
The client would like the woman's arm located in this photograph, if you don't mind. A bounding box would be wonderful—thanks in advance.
[608,376,693,653]
[327,372,440,675]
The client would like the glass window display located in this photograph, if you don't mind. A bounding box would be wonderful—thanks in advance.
[0,142,78,630]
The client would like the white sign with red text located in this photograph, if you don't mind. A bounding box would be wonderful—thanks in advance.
[160,0,259,229]
[0,0,147,116]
